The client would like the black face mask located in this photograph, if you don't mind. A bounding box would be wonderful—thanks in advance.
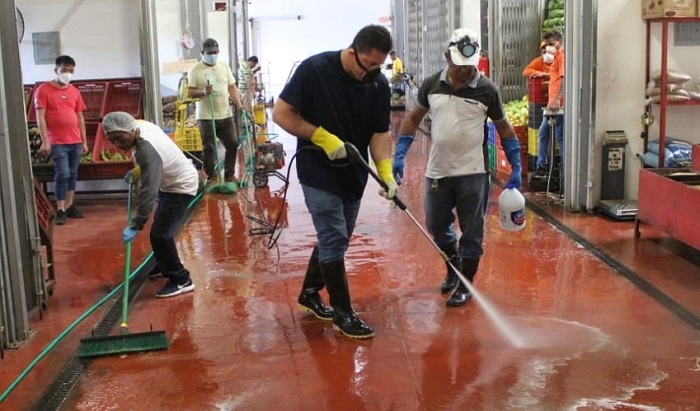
[353,48,382,83]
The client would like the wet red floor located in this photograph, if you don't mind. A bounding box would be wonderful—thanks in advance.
[2,114,700,410]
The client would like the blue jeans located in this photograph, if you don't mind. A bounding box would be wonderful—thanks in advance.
[150,192,195,283]
[536,115,564,168]
[301,184,361,263]
[424,174,491,259]
[51,143,83,200]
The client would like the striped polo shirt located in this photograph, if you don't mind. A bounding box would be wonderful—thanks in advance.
[416,69,505,179]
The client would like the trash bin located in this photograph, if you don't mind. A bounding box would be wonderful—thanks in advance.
[600,130,628,200]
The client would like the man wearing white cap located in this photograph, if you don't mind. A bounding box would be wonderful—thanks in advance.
[393,28,522,307]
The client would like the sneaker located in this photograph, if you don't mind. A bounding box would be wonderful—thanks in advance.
[225,175,240,185]
[155,279,195,298]
[533,167,549,179]
[65,205,84,219]
[206,176,219,186]
[55,210,67,225]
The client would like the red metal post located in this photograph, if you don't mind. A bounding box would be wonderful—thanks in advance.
[659,21,668,168]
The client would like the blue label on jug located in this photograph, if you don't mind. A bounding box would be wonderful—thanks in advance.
[511,209,525,225]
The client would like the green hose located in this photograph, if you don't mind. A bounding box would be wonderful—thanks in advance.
[0,190,205,404]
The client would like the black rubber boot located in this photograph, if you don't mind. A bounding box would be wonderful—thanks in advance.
[446,258,480,307]
[321,259,374,339]
[439,242,459,294]
[297,247,334,321]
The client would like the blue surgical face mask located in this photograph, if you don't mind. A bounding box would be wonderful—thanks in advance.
[202,54,217,66]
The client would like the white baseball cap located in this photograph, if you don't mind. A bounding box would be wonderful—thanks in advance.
[448,28,481,66]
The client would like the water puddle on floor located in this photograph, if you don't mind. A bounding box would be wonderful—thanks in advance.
[472,317,668,410]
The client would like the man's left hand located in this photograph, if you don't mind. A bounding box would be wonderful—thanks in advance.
[501,137,522,189]
[122,227,139,243]
[376,158,398,201]
[507,169,522,189]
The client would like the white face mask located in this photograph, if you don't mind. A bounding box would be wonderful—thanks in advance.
[57,72,72,85]
[202,54,217,65]
[545,45,558,55]
[542,52,555,64]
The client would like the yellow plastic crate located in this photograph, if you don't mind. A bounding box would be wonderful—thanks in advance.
[175,127,203,152]
[528,127,538,156]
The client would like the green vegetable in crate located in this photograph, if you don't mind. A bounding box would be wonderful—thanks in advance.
[503,96,529,127]
[548,9,564,19]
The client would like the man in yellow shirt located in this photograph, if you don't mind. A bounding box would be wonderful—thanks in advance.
[389,50,405,99]
[187,38,244,185]
[389,50,403,75]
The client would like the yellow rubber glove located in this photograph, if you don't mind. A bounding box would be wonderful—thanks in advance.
[310,126,347,160]
[124,166,141,184]
[376,159,398,200]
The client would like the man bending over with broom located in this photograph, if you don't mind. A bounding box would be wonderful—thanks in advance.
[102,111,199,298]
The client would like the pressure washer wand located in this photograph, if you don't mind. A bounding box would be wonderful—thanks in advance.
[343,142,459,274]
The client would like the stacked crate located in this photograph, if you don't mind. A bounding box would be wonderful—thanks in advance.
[487,121,497,171]
[495,126,529,177]
[527,76,549,171]
[28,78,143,181]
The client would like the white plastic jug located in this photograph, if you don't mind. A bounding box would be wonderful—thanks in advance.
[498,185,526,232]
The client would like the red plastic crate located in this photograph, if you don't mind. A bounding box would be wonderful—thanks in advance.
[27,81,106,122]
[101,80,143,118]
[528,76,549,105]
[84,121,100,154]
[33,179,55,234]
[24,85,34,114]
[26,81,45,123]
[496,130,528,177]
[74,81,108,121]
[91,122,134,163]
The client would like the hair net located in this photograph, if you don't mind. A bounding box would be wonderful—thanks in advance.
[102,112,138,133]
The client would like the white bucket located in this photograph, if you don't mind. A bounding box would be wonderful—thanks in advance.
[498,186,526,232]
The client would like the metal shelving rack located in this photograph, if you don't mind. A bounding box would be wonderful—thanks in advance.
[643,17,700,167]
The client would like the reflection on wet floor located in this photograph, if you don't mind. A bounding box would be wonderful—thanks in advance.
[2,114,700,410]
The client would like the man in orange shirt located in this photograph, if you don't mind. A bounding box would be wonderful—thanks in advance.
[522,41,553,78]
[534,30,564,178]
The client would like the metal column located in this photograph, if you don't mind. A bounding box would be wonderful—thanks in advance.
[139,0,163,125]
[0,0,43,348]
[229,0,240,71]
[563,0,597,211]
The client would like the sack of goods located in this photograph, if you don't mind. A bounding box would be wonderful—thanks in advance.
[647,69,697,103]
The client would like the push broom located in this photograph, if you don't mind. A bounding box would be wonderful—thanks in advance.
[206,80,237,195]
[78,182,169,357]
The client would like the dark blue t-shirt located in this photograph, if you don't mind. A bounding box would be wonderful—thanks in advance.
[279,51,390,201]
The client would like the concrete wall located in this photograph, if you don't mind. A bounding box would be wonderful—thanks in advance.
[17,0,141,83]
[247,0,392,97]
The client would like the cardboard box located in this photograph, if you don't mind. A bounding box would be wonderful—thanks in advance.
[642,0,697,19]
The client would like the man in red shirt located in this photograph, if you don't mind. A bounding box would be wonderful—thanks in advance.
[35,55,88,225]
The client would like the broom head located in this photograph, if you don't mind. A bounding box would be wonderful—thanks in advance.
[78,330,169,358]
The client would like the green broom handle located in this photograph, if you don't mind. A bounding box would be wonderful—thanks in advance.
[121,182,133,333]
[207,81,222,178]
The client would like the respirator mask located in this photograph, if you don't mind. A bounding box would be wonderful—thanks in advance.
[353,48,382,83]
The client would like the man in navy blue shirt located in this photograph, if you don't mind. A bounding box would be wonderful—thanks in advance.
[273,25,396,339]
